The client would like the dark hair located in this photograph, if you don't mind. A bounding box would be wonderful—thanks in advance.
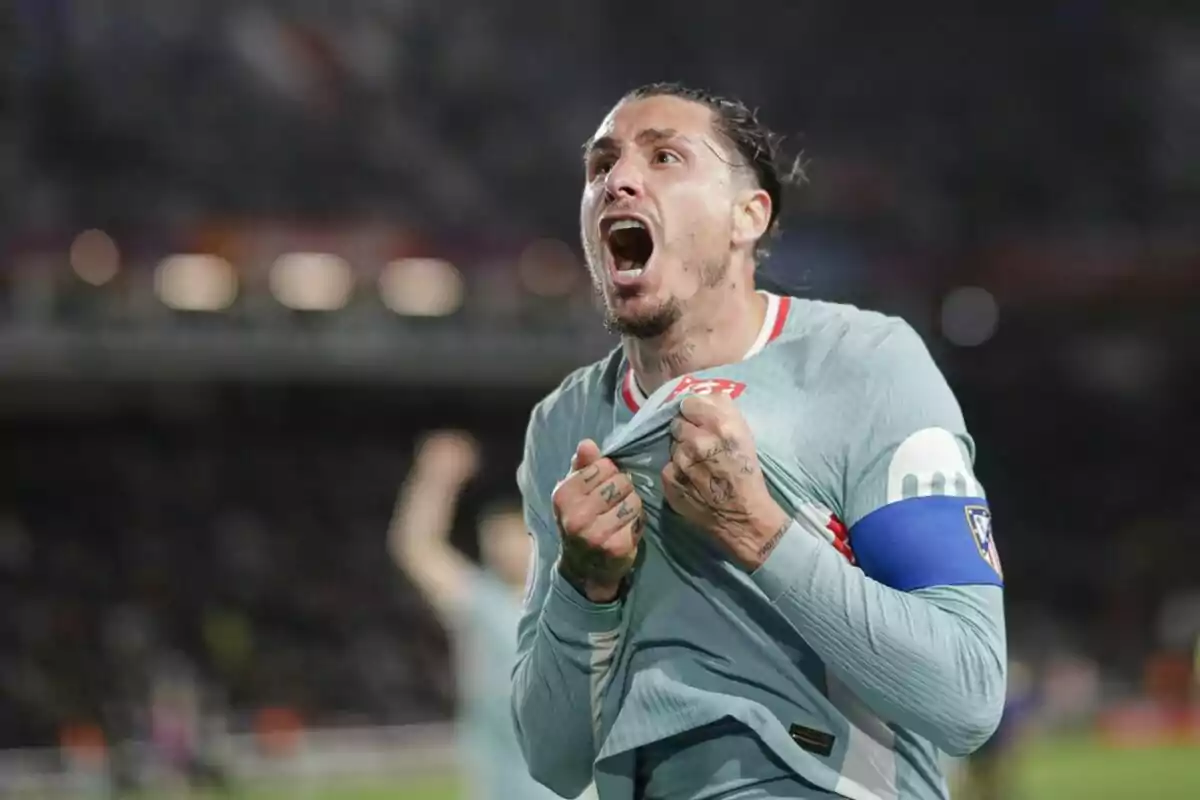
[623,82,807,260]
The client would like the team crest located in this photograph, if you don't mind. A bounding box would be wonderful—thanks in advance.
[965,505,1002,578]
[666,375,747,402]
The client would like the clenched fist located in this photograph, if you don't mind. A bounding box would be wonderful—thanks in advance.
[661,394,791,571]
[551,439,643,603]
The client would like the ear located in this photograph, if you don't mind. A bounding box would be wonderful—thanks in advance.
[731,187,772,252]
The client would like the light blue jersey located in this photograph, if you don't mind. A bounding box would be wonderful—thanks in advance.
[455,571,571,800]
[513,295,1007,800]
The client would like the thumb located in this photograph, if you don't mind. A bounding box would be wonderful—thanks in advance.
[571,439,603,471]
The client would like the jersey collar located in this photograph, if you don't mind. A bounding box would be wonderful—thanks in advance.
[620,292,791,413]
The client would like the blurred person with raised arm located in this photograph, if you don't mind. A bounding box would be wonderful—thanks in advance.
[389,430,595,800]
[513,84,1007,800]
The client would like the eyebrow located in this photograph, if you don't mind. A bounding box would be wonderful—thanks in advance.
[582,127,683,159]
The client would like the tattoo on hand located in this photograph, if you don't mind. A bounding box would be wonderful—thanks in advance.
[559,539,623,591]
[616,500,634,520]
[580,465,600,484]
[600,482,619,503]
[708,475,734,505]
[756,520,790,564]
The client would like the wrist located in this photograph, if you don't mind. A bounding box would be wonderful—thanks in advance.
[742,502,793,571]
[584,581,623,604]
[556,560,626,604]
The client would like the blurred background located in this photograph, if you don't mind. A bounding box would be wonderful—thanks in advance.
[1,1,1198,798]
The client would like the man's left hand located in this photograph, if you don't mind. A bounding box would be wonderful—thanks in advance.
[661,394,792,571]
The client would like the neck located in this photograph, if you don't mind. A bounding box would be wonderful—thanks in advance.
[625,282,766,396]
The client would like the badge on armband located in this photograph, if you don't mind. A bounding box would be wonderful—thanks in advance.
[965,505,1002,579]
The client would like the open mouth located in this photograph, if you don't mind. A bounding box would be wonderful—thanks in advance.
[604,218,655,278]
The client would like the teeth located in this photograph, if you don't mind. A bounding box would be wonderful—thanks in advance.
[618,267,644,278]
[610,219,645,232]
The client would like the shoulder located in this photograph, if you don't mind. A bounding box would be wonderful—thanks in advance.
[518,347,624,499]
[525,346,623,445]
[775,297,934,387]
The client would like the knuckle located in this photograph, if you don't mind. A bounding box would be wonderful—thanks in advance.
[551,484,576,512]
[560,509,590,537]
[600,534,630,557]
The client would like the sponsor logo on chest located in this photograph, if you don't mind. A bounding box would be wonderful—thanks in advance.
[665,374,747,402]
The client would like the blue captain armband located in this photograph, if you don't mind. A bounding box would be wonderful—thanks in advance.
[849,496,1004,591]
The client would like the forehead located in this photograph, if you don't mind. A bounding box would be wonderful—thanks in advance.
[590,94,719,148]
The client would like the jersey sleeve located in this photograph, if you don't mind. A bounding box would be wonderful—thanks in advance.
[510,399,623,798]
[841,321,1003,591]
[749,318,1006,754]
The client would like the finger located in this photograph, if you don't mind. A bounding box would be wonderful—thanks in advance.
[588,472,636,512]
[556,470,633,537]
[678,394,723,428]
[668,417,706,466]
[566,456,620,493]
[668,415,703,443]
[585,493,644,548]
[571,439,603,471]
[600,514,643,560]
[671,430,721,474]
[553,457,618,513]
[660,463,685,511]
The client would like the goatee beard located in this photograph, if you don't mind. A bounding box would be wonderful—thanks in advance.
[588,253,726,340]
[602,297,683,339]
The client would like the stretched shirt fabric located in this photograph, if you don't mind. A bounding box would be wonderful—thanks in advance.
[512,295,1007,800]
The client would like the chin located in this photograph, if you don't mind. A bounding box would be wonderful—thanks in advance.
[604,294,683,339]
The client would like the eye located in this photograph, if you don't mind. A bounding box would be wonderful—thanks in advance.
[652,149,681,166]
[589,156,615,178]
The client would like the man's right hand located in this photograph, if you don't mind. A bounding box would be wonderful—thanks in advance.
[551,439,643,603]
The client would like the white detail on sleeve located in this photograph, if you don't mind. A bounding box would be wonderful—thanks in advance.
[522,533,539,609]
[588,629,620,748]
[886,427,980,503]
[827,675,898,800]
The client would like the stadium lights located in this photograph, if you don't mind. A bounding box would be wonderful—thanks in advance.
[154,255,239,312]
[70,229,121,286]
[379,258,463,317]
[940,286,999,347]
[269,252,354,311]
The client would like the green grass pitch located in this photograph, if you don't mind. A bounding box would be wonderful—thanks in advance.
[148,737,1200,799]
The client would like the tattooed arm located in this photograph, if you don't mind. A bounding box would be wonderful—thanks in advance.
[660,394,792,571]
[512,438,642,796]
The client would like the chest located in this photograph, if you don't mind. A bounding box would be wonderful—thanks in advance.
[612,354,844,520]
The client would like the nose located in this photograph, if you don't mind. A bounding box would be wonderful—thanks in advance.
[603,158,644,204]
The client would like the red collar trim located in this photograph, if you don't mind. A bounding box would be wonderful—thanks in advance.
[619,294,791,413]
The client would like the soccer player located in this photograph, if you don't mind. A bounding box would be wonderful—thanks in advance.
[389,431,594,800]
[512,83,1007,800]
